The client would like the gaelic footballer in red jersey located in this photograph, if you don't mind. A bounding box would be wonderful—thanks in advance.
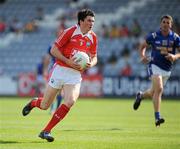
[22,9,98,142]
[53,24,97,69]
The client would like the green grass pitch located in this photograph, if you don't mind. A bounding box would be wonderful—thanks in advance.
[0,97,180,149]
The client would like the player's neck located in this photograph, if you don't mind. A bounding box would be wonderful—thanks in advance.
[80,26,88,35]
[81,29,88,35]
[161,30,170,37]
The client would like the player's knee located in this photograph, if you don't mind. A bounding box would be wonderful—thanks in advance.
[65,100,75,108]
[155,86,163,94]
[64,97,76,108]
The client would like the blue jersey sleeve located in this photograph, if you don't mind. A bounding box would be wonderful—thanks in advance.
[37,63,43,75]
[47,45,56,64]
[145,32,154,45]
[47,45,52,56]
[174,34,180,48]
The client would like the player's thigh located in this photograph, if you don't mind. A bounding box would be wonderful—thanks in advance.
[63,84,81,103]
[42,84,59,108]
[151,75,163,91]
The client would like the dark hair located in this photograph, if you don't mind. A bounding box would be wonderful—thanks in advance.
[160,14,173,24]
[77,9,95,25]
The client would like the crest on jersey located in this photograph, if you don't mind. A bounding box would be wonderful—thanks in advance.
[86,42,90,47]
[169,40,174,46]
[51,78,54,84]
[162,40,168,46]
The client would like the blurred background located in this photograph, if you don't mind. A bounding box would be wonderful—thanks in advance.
[0,0,179,98]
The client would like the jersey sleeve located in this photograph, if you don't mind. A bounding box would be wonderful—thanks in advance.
[54,26,76,50]
[47,45,52,56]
[174,33,180,48]
[90,33,98,56]
[145,32,155,45]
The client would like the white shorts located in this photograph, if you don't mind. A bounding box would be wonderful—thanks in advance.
[148,64,171,85]
[48,65,82,89]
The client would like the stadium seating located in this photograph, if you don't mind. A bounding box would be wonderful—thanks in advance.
[0,0,180,77]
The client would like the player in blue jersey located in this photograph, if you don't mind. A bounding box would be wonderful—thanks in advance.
[47,45,63,114]
[34,46,62,113]
[133,15,180,126]
[34,54,51,96]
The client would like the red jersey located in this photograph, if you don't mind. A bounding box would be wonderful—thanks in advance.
[54,24,98,68]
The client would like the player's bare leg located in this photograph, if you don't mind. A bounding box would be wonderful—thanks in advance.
[39,84,81,142]
[142,88,154,99]
[22,85,59,115]
[40,85,59,110]
[133,86,154,110]
[152,75,165,126]
[62,84,81,107]
[22,85,60,142]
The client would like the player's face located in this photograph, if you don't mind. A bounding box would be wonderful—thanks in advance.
[160,18,172,33]
[80,16,95,33]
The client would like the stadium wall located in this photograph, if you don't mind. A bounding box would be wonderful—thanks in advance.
[0,74,180,98]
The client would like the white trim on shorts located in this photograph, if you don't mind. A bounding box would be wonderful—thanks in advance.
[148,64,171,85]
[48,65,82,89]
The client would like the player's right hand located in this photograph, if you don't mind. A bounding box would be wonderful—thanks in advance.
[165,53,176,63]
[66,58,82,71]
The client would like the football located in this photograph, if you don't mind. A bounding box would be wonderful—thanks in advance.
[72,51,90,69]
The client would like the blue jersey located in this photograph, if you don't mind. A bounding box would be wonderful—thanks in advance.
[37,63,44,75]
[146,29,180,71]
[47,45,55,64]
[47,45,56,71]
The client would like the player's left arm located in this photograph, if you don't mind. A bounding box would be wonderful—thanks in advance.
[85,34,98,69]
[165,35,180,62]
[165,50,180,62]
[86,54,97,69]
